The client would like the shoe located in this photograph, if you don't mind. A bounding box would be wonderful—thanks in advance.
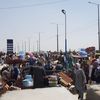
[78,95,80,99]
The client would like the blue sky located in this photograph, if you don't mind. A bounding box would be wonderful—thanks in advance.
[0,0,100,52]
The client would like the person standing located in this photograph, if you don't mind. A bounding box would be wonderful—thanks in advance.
[74,63,86,100]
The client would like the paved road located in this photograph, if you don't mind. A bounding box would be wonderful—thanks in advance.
[86,84,100,100]
[0,87,78,100]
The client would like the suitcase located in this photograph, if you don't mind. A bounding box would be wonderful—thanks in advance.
[58,72,73,87]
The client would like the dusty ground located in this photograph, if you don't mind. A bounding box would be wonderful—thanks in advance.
[0,87,78,100]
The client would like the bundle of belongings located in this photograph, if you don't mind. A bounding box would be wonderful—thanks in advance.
[0,64,21,95]
[58,72,73,87]
[48,75,58,87]
[0,81,21,95]
[22,75,33,89]
[0,82,9,95]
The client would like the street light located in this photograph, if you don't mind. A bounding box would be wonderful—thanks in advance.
[39,32,40,53]
[57,24,59,52]
[88,1,100,51]
[62,9,67,53]
[51,23,59,52]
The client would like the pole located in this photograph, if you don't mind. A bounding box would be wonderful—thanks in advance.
[22,41,23,51]
[25,41,26,53]
[51,23,59,52]
[88,2,100,51]
[14,44,16,53]
[57,24,59,52]
[37,40,38,52]
[28,39,30,52]
[39,32,40,53]
[65,12,67,53]
[62,9,67,53]
[98,4,100,51]
[33,43,34,52]
[17,43,19,53]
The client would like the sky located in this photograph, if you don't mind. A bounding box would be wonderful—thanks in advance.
[0,0,100,52]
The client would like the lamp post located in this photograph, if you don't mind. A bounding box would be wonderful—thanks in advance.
[51,23,59,52]
[28,39,30,52]
[88,1,100,51]
[62,9,67,53]
[24,41,26,53]
[39,32,40,53]
[37,40,39,52]
[57,24,59,52]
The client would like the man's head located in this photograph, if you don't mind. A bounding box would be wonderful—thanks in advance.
[75,63,81,69]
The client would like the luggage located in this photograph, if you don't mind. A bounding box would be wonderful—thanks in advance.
[0,83,3,94]
[22,75,33,88]
[0,83,9,95]
[48,75,58,87]
[58,72,73,87]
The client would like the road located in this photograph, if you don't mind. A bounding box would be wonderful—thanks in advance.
[0,87,78,100]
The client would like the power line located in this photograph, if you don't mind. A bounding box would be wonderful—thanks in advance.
[0,0,67,10]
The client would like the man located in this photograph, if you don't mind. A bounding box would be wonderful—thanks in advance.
[74,63,86,100]
[30,66,46,88]
[11,64,20,81]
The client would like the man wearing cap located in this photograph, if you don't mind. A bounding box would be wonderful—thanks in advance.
[74,63,86,100]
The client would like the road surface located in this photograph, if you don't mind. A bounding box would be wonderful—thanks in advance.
[0,87,78,100]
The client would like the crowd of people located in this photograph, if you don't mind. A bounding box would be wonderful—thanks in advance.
[0,51,69,89]
[0,51,100,100]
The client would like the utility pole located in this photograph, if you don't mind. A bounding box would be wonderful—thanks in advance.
[17,43,19,53]
[88,1,100,51]
[24,41,26,53]
[51,23,59,52]
[57,24,59,52]
[37,40,39,52]
[22,41,24,51]
[62,9,67,53]
[39,32,40,53]
[98,4,100,51]
[28,39,30,52]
